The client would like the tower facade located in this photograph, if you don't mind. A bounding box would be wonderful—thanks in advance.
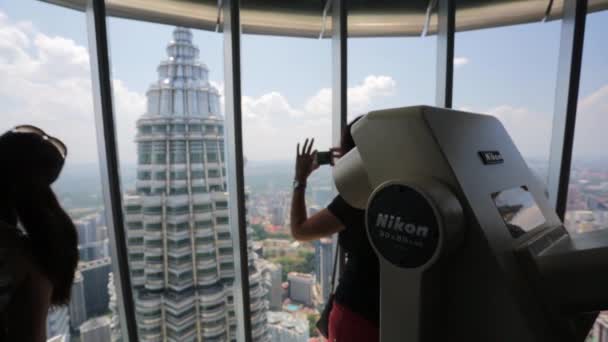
[80,317,112,342]
[108,272,122,342]
[46,306,70,341]
[318,238,334,303]
[124,27,268,342]
[68,270,87,331]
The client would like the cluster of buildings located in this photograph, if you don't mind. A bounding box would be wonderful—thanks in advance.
[262,239,304,259]
[566,165,608,234]
[244,180,338,339]
[247,190,291,230]
[267,311,309,342]
[590,312,608,342]
[566,165,608,341]
[46,212,116,342]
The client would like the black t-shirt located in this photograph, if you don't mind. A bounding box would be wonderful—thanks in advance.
[327,195,379,324]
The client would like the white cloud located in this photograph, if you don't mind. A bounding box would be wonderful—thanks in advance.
[458,105,552,159]
[487,105,552,158]
[241,75,397,160]
[304,88,332,117]
[300,75,397,119]
[113,80,147,163]
[0,10,145,164]
[454,57,469,68]
[348,75,397,115]
[574,84,608,159]
[0,10,400,163]
[460,86,608,161]
[243,92,299,120]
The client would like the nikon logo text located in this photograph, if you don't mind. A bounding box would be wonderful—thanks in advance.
[375,213,429,238]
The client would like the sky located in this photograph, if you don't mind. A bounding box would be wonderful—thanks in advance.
[1,0,607,169]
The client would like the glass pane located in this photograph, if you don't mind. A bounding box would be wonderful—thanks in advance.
[241,32,333,340]
[453,20,562,185]
[566,10,608,338]
[348,35,436,119]
[107,17,263,341]
[565,10,608,236]
[0,1,121,340]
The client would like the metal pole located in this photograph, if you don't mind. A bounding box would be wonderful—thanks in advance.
[331,0,348,279]
[85,0,138,341]
[223,0,253,341]
[332,0,347,146]
[547,0,587,219]
[436,0,455,108]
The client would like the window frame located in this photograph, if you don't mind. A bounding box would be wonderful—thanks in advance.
[85,0,591,341]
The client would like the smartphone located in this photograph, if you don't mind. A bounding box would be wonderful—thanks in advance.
[316,151,332,165]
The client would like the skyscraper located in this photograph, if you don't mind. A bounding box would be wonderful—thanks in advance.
[124,27,268,342]
[68,270,87,331]
[46,306,70,341]
[79,239,110,262]
[79,257,112,318]
[259,260,283,310]
[108,272,122,342]
[287,273,315,307]
[266,311,309,342]
[318,238,334,303]
[75,214,99,246]
[80,316,112,342]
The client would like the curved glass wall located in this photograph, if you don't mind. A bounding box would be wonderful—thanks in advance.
[0,1,122,340]
[565,11,608,335]
[453,19,562,185]
[348,35,436,118]
[241,32,332,341]
[106,18,269,341]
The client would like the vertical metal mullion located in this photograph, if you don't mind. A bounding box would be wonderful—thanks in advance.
[436,0,455,108]
[547,0,587,219]
[222,0,253,341]
[331,0,348,279]
[85,0,138,341]
[332,0,347,146]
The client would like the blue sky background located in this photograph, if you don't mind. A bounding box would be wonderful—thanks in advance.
[1,0,607,166]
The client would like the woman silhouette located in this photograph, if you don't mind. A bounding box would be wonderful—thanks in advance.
[290,116,380,341]
[0,125,78,341]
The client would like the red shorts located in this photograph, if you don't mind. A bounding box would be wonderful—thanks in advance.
[328,300,379,342]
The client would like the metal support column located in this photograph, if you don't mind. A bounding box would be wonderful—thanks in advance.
[332,0,348,146]
[547,0,587,219]
[223,0,253,341]
[436,0,455,108]
[85,0,138,341]
[331,0,348,278]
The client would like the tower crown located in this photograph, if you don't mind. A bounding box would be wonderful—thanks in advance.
[144,27,219,117]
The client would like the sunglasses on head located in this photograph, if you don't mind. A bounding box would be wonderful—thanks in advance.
[11,125,68,159]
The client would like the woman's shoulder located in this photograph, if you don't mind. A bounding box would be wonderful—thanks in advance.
[327,195,365,221]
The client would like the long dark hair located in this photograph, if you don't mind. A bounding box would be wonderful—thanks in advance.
[0,130,78,305]
[340,115,364,153]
